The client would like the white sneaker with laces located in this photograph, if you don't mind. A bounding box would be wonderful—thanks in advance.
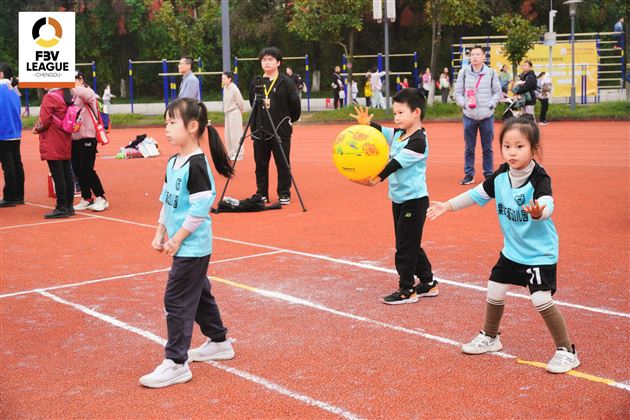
[74,199,93,210]
[188,339,235,362]
[139,359,192,388]
[462,331,503,354]
[546,346,580,373]
[89,196,109,212]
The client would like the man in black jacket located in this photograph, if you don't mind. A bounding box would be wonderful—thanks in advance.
[249,47,301,205]
[513,60,537,117]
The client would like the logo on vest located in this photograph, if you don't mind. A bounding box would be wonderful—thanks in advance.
[497,202,529,222]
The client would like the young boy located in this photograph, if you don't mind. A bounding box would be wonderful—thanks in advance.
[350,89,438,304]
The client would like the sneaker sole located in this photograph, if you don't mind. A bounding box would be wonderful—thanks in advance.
[140,371,192,388]
[44,214,70,219]
[188,349,235,362]
[461,343,503,355]
[89,202,110,212]
[546,359,580,374]
[416,289,439,298]
[382,296,419,305]
[460,181,474,185]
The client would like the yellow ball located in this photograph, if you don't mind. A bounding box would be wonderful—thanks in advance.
[332,125,389,181]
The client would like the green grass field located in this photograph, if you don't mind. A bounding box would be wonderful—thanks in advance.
[20,101,629,128]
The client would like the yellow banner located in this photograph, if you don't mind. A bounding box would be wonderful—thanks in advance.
[490,42,598,97]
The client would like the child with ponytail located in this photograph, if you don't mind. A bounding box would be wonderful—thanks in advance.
[140,98,235,388]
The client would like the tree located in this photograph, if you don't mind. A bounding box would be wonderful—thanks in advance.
[490,13,545,81]
[287,0,371,104]
[424,0,482,105]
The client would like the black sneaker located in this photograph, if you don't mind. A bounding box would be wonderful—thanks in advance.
[44,208,70,219]
[382,288,418,305]
[279,195,291,205]
[414,280,439,298]
[0,199,17,208]
[251,193,267,202]
[460,175,474,185]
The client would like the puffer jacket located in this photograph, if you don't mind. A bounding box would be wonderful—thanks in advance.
[454,64,502,121]
[71,86,98,140]
[36,89,71,160]
[513,70,537,106]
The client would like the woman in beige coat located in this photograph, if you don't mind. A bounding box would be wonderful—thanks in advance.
[222,72,245,160]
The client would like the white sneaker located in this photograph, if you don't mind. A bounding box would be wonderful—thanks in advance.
[88,196,109,212]
[462,331,503,354]
[74,199,93,210]
[139,359,192,388]
[188,339,235,362]
[546,346,580,373]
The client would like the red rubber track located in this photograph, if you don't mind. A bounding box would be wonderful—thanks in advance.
[1,121,628,417]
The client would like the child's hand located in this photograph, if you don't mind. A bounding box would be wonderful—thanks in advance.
[163,238,182,257]
[427,201,453,221]
[523,199,546,219]
[151,232,165,252]
[349,106,373,125]
[352,176,380,186]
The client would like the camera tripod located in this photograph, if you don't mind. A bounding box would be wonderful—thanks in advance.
[216,78,307,212]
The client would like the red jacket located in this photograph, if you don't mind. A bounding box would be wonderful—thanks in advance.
[36,89,71,160]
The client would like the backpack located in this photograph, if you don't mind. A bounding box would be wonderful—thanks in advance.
[53,104,83,133]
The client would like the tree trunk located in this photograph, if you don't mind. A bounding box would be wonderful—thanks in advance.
[428,11,440,105]
[347,29,355,107]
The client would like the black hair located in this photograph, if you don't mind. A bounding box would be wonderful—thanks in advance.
[164,98,234,178]
[0,62,13,80]
[537,72,546,78]
[524,60,533,67]
[392,88,426,121]
[223,71,234,80]
[470,45,485,54]
[258,47,282,63]
[180,56,194,67]
[59,88,74,105]
[75,70,87,87]
[500,115,542,159]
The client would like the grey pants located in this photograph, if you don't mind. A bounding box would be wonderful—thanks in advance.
[164,255,228,364]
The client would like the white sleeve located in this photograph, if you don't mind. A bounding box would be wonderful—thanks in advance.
[158,204,166,225]
[448,190,477,211]
[182,215,205,233]
[534,195,554,220]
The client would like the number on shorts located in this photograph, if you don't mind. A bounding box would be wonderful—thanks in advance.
[527,267,542,285]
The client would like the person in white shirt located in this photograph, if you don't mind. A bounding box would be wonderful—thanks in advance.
[222,72,245,160]
[370,68,386,109]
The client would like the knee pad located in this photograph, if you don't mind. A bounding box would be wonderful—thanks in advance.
[486,281,509,304]
[531,290,553,311]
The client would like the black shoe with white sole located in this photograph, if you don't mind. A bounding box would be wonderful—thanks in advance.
[382,288,418,305]
[414,280,439,297]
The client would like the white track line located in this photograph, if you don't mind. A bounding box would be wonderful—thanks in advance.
[0,251,284,299]
[214,237,630,320]
[35,290,362,420]
[210,275,630,393]
[22,202,630,319]
[1,217,97,230]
